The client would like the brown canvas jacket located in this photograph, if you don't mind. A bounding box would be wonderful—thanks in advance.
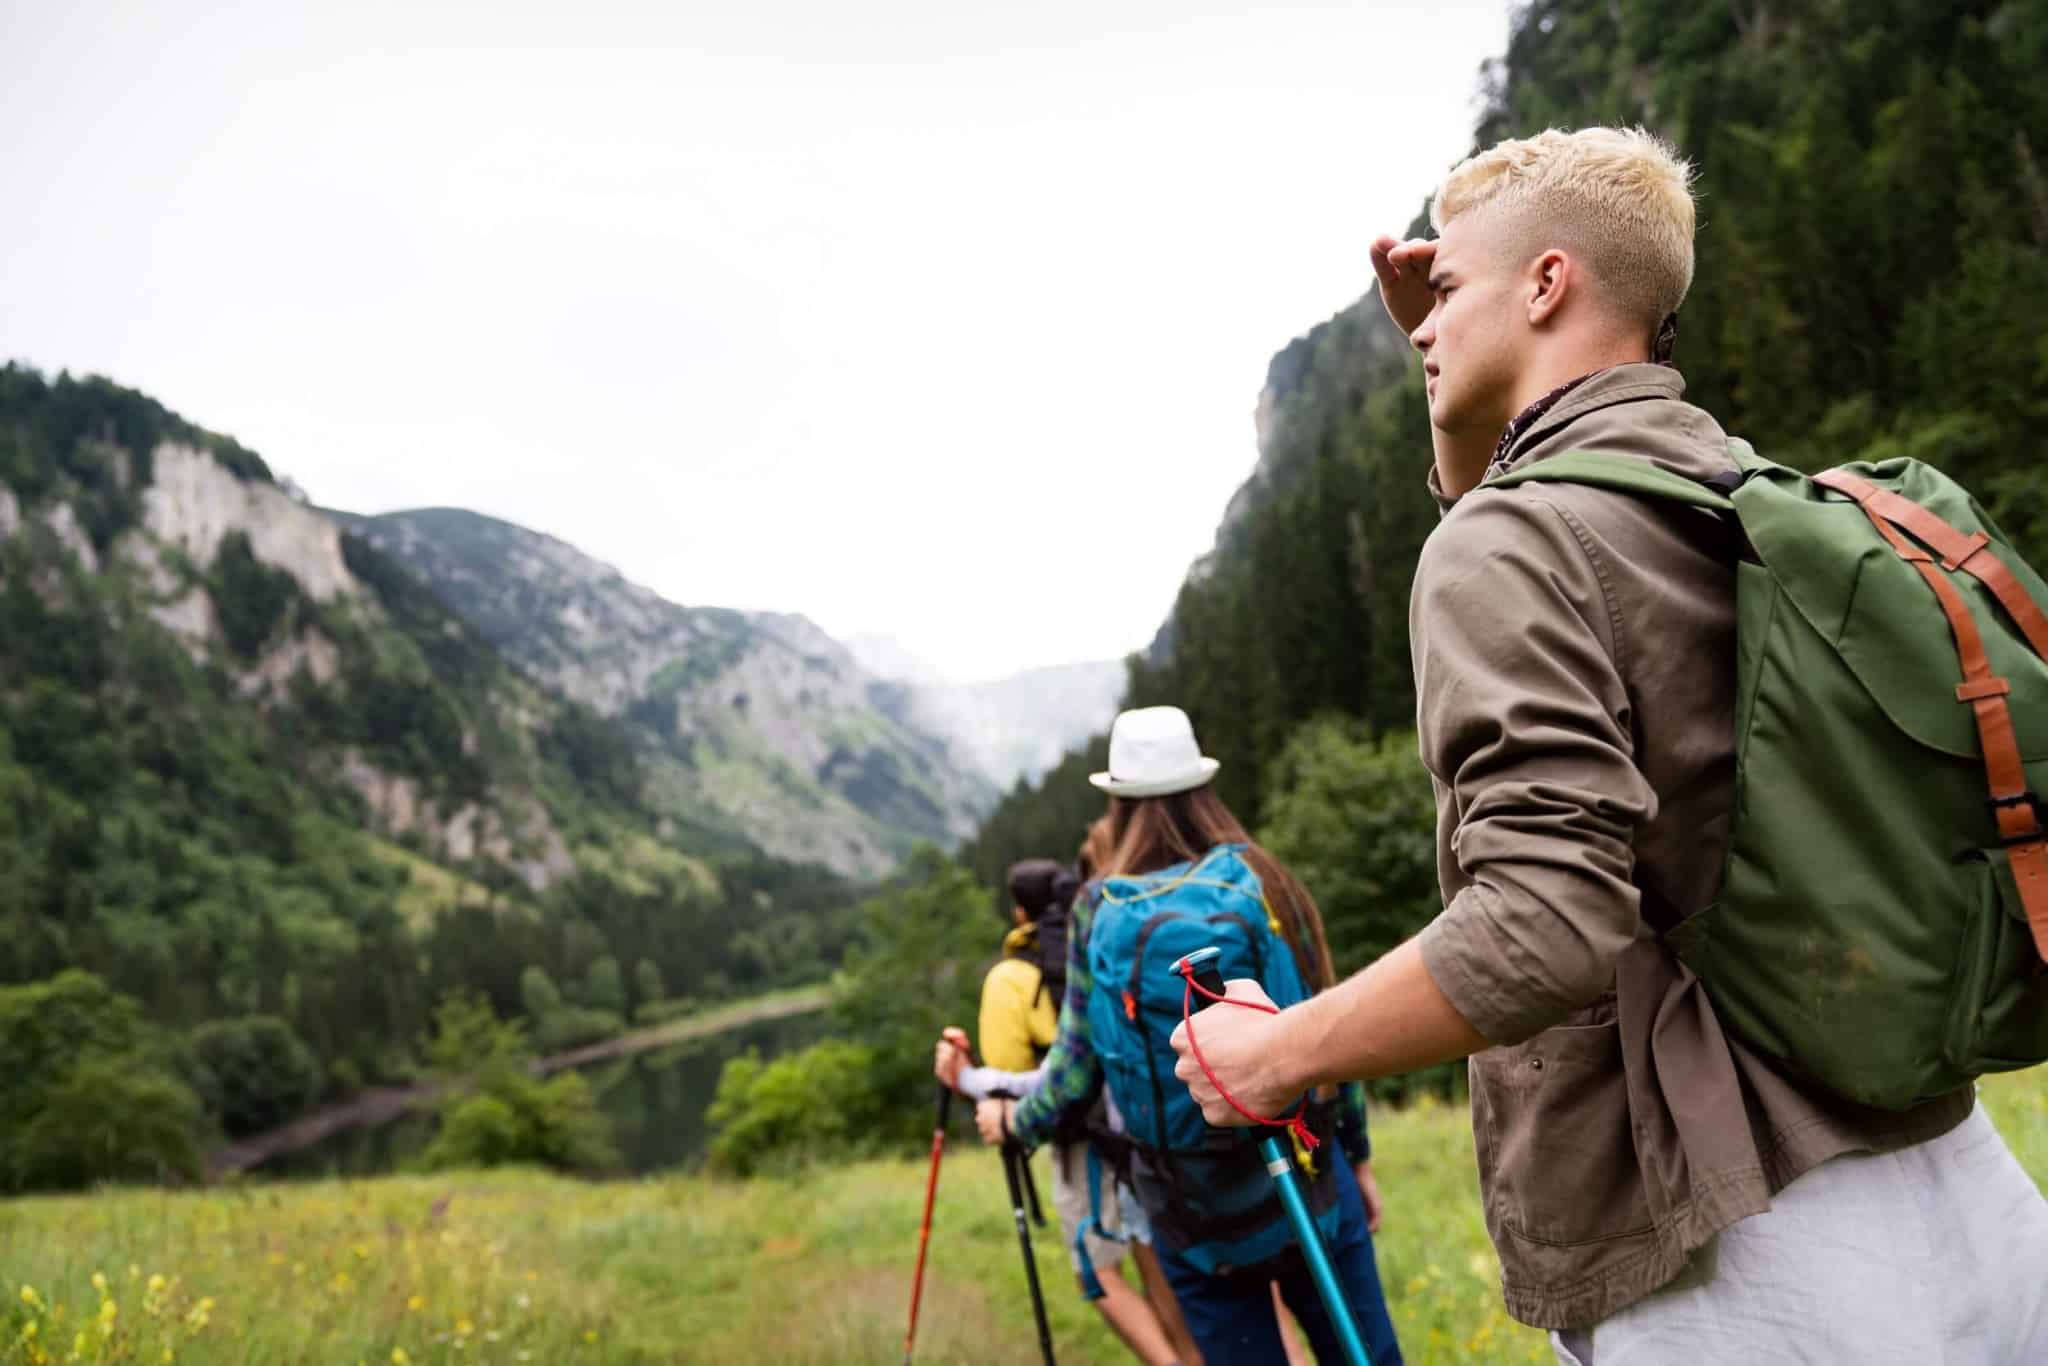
[1411,363,1972,1331]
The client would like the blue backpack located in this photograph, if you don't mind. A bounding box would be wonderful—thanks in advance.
[1083,843,1344,1275]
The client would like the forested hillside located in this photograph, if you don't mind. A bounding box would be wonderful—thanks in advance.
[972,0,2048,921]
[0,366,856,1185]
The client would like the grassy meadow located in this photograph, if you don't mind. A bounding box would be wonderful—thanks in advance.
[3,1068,2043,1366]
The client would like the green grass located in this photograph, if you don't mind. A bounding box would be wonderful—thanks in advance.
[3,1070,2042,1365]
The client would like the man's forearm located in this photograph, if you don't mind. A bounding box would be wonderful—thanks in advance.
[1276,937,1492,1093]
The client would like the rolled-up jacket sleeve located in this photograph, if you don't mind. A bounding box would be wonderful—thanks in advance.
[1411,494,1656,1046]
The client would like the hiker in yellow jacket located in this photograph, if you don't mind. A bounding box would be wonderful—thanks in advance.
[977,891,1059,1076]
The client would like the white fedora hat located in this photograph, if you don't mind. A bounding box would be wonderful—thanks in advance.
[1089,706,1221,798]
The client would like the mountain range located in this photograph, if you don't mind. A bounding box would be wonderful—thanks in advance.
[332,507,1001,876]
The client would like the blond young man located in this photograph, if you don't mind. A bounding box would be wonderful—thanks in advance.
[1169,127,2048,1362]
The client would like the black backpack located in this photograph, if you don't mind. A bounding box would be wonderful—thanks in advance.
[1005,879,1098,1148]
[1027,905,1071,1023]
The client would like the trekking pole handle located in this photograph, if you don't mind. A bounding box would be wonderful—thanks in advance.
[1170,946,1229,1009]
[942,1026,978,1065]
[934,1027,978,1131]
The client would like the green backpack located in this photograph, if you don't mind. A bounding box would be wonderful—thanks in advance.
[1486,443,2048,1110]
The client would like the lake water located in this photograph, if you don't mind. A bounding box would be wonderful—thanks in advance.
[265,1009,828,1179]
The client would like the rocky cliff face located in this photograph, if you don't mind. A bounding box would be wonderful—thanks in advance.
[336,508,997,876]
[0,380,601,897]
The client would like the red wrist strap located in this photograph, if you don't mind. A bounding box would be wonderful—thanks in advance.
[1179,972,1319,1153]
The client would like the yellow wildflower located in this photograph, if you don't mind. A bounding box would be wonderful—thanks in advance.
[20,1285,40,1309]
[146,1275,166,1297]
[391,1350,410,1365]
[72,1332,87,1359]
[455,1317,473,1337]
[406,1296,424,1313]
[22,1322,36,1340]
[90,1272,108,1297]
[583,1330,598,1344]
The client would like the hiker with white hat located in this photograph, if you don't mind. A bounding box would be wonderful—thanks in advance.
[974,706,1405,1365]
[931,849,1202,1366]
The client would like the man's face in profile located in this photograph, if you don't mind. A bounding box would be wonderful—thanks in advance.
[1412,211,1525,442]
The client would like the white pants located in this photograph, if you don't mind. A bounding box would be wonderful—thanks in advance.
[1553,1101,2048,1365]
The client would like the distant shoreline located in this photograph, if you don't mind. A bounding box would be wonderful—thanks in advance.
[208,984,833,1176]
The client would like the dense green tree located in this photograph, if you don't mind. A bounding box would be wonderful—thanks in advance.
[186,1015,326,1138]
[12,1060,205,1190]
[1258,719,1438,981]
[0,972,206,1191]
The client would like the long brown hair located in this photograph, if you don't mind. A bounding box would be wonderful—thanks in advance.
[1098,785,1338,993]
[1076,816,1114,884]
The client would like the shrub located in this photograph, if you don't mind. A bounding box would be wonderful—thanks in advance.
[422,1093,526,1168]
[186,1015,325,1137]
[706,1040,884,1176]
[0,971,210,1191]
[421,1072,617,1174]
[418,992,619,1175]
[706,849,991,1170]
[10,1058,204,1190]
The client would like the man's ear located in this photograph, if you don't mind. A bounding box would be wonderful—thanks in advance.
[1527,249,1573,327]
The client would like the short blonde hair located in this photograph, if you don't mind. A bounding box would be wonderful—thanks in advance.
[1431,126,1696,332]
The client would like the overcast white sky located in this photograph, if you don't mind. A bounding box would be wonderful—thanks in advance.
[3,0,1514,682]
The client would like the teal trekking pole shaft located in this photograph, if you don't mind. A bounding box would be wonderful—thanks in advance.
[1175,947,1373,1366]
[1258,1132,1373,1366]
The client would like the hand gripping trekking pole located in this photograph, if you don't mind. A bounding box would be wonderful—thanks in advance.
[903,1080,953,1364]
[1173,946,1374,1366]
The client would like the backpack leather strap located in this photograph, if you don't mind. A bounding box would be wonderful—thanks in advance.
[1814,469,2048,665]
[1827,481,2048,964]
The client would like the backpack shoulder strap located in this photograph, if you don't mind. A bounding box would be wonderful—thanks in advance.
[1483,449,1736,512]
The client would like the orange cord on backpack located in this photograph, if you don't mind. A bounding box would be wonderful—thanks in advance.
[1177,969,1320,1153]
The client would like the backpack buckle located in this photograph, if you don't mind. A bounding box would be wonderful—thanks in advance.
[1989,791,2047,845]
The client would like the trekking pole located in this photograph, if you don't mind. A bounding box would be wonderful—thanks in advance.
[903,1081,953,1364]
[998,1130,1058,1366]
[1173,947,1374,1366]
